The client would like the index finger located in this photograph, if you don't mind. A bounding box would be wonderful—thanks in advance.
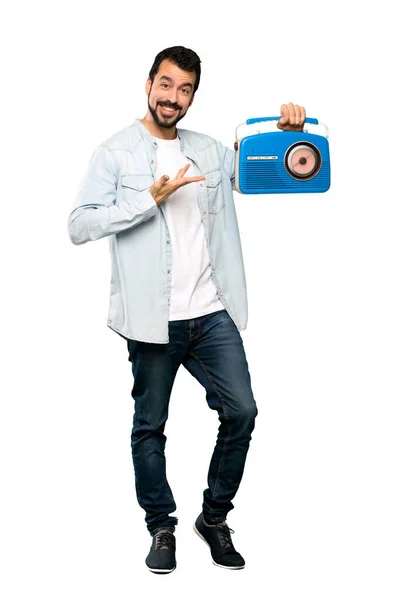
[179,175,206,184]
[280,103,289,124]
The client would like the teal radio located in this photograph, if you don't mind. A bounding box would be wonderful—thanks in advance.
[234,116,330,194]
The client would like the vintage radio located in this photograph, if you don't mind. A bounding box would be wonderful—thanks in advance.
[234,116,330,194]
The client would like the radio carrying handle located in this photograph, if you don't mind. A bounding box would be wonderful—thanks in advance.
[236,116,329,140]
[247,117,319,125]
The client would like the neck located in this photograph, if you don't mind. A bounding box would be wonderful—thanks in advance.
[141,112,177,140]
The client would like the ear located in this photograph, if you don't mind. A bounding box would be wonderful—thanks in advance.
[145,77,152,96]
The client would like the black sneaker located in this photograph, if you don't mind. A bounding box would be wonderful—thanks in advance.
[193,513,245,569]
[145,529,176,574]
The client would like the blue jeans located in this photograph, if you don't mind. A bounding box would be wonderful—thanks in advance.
[126,309,258,536]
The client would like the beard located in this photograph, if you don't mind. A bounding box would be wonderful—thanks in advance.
[148,94,186,129]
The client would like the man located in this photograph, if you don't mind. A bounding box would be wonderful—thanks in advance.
[68,45,306,574]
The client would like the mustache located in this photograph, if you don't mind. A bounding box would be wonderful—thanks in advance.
[158,101,182,111]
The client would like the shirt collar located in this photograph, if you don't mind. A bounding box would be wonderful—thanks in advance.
[133,118,185,153]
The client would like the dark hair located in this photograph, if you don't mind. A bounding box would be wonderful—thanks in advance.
[149,46,201,94]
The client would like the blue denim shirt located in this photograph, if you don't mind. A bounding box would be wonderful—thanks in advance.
[68,119,248,343]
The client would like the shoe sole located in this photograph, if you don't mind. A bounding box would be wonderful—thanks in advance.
[193,523,245,570]
[147,565,176,574]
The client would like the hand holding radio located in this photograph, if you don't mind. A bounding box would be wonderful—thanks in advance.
[149,164,205,205]
[277,103,306,131]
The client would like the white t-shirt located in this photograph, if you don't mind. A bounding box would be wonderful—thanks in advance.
[154,136,224,321]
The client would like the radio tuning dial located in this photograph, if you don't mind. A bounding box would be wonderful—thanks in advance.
[285,143,321,179]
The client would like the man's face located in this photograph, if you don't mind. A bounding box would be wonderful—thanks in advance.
[146,59,196,129]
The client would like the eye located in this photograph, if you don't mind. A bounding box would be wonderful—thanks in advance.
[181,88,190,94]
[161,83,168,88]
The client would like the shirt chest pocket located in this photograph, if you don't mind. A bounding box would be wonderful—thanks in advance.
[117,174,154,203]
[205,169,224,214]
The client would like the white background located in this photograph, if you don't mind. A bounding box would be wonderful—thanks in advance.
[1,0,399,598]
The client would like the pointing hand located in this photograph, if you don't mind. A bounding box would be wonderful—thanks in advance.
[149,164,206,205]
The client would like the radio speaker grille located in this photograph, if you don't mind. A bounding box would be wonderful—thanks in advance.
[240,161,330,190]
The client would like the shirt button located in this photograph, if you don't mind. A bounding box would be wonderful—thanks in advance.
[167,240,170,244]
[167,269,170,273]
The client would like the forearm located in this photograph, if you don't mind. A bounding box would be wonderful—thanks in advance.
[68,191,158,245]
[68,144,158,245]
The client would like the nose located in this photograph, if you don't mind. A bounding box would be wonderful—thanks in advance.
[164,87,179,105]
